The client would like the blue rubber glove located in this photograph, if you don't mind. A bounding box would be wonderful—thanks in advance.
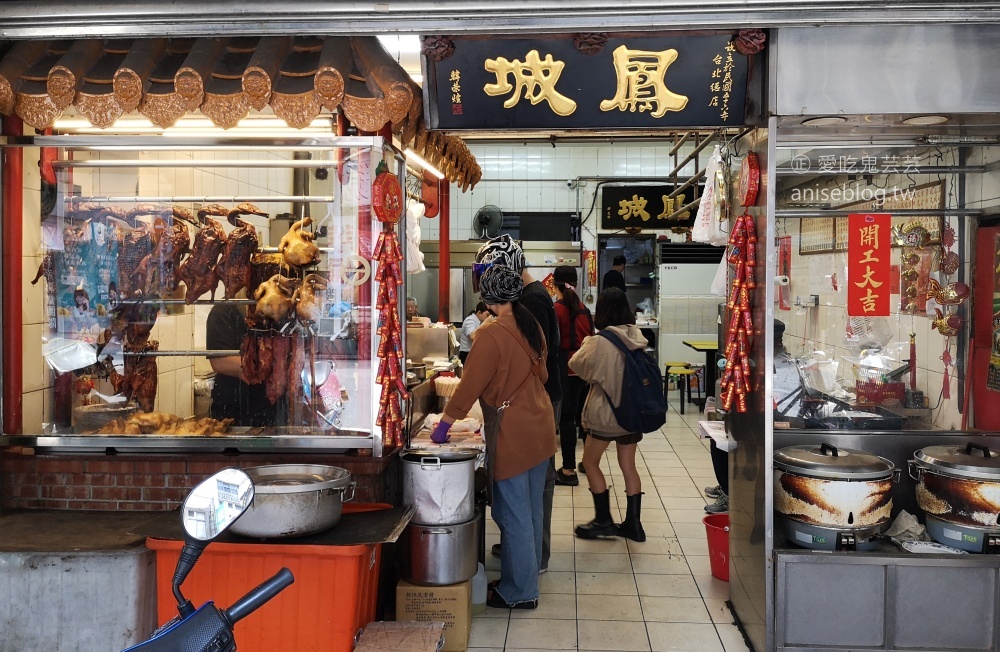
[431,420,452,444]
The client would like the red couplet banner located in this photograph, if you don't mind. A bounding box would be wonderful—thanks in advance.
[847,213,892,316]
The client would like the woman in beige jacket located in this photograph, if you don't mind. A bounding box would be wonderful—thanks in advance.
[568,287,648,542]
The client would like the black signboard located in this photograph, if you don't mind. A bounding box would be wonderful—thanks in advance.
[600,184,702,230]
[424,33,748,130]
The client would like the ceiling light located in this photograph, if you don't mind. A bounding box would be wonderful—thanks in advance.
[53,115,334,136]
[902,115,949,126]
[802,116,848,126]
[405,149,444,179]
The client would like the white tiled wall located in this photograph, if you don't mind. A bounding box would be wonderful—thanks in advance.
[424,141,702,249]
[775,145,1000,430]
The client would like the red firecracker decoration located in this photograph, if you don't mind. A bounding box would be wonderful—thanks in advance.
[719,212,756,413]
[373,161,407,449]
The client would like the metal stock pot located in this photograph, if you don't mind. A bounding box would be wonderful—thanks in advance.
[402,448,479,526]
[403,517,479,586]
[229,464,355,538]
[910,443,1000,552]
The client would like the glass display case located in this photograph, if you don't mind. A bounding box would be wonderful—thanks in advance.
[2,135,402,454]
[770,140,990,432]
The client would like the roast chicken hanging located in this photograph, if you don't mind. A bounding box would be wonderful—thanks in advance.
[279,217,320,268]
[293,273,328,322]
[254,274,299,322]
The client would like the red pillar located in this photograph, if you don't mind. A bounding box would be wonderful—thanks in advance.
[438,179,450,324]
[3,116,23,434]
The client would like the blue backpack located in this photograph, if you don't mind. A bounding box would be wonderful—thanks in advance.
[598,330,667,433]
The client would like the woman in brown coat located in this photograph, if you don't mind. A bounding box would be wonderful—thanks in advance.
[432,265,556,610]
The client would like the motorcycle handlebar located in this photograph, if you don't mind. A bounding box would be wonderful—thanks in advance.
[224,567,295,625]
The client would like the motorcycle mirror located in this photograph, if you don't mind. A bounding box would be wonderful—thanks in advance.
[172,469,255,618]
[181,468,255,541]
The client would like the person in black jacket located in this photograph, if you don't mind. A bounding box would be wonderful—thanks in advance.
[475,234,561,573]
[602,255,628,294]
[205,303,278,427]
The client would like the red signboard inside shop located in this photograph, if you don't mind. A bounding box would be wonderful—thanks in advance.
[847,213,891,316]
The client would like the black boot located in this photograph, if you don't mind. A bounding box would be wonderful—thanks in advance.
[617,493,646,542]
[574,490,617,539]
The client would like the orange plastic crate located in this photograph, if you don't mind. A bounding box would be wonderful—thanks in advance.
[147,503,389,652]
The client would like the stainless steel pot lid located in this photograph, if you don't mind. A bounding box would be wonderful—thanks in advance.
[402,448,480,463]
[914,443,1000,481]
[245,464,352,494]
[774,443,895,480]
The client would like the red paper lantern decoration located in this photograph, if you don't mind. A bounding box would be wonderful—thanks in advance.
[372,170,403,224]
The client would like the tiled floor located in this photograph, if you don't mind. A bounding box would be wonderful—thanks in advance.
[471,407,752,652]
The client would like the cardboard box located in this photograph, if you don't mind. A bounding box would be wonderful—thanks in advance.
[354,621,444,652]
[395,579,472,652]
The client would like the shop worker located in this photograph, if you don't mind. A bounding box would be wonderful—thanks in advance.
[570,287,648,542]
[206,303,279,427]
[459,301,491,364]
[406,296,423,320]
[473,234,562,574]
[602,254,628,294]
[431,265,555,609]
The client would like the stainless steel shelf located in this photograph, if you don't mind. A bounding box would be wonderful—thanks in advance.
[0,433,374,453]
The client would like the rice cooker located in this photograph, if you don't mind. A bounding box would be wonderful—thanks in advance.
[909,442,1000,553]
[774,443,899,551]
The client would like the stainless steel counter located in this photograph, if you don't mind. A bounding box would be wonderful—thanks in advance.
[0,432,374,454]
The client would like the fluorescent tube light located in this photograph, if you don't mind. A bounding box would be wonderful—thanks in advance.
[405,149,445,179]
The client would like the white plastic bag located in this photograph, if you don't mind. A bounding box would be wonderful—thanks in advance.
[405,199,426,274]
[692,145,728,246]
[710,257,728,296]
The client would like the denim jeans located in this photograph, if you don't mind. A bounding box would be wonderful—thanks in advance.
[492,458,549,604]
[542,399,561,571]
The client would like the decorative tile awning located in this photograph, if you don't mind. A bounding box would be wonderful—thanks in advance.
[0,35,481,189]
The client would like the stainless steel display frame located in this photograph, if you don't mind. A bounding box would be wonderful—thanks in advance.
[0,134,403,457]
[732,23,1000,652]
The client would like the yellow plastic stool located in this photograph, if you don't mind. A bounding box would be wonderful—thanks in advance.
[662,362,691,400]
[667,367,699,415]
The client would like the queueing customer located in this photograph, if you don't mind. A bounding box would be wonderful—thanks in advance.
[569,287,647,542]
[431,266,555,609]
[475,234,562,573]
[458,301,490,364]
[553,265,594,487]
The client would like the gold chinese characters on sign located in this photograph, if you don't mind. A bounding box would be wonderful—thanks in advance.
[450,70,463,116]
[707,42,736,122]
[617,192,688,222]
[599,46,689,117]
[484,50,578,116]
[484,46,689,117]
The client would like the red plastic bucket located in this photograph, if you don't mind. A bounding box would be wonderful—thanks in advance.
[703,513,730,582]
